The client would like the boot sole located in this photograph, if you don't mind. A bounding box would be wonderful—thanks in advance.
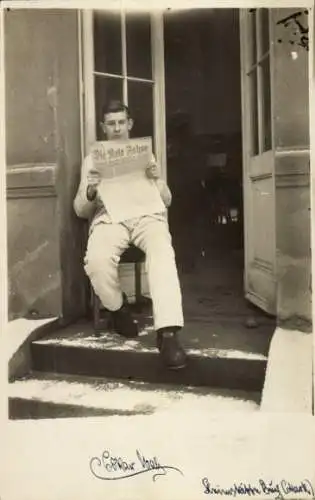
[166,363,187,370]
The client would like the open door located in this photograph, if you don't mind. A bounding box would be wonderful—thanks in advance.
[240,8,277,315]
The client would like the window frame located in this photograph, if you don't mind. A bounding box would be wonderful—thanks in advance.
[246,8,272,157]
[81,9,167,179]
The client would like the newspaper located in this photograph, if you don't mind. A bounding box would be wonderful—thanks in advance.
[91,137,165,223]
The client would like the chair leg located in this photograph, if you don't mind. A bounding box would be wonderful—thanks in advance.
[135,262,142,303]
[93,291,101,331]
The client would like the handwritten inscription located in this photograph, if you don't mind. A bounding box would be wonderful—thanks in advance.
[277,10,309,51]
[202,477,315,499]
[90,449,184,482]
[249,9,309,52]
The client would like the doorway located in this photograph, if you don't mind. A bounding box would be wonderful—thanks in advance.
[82,8,276,355]
[164,9,247,322]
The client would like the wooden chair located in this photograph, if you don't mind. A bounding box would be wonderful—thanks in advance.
[92,244,149,331]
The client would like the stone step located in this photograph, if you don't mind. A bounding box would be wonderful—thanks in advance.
[30,316,273,392]
[9,372,261,420]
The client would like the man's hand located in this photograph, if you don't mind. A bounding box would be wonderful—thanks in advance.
[145,158,160,179]
[86,168,101,201]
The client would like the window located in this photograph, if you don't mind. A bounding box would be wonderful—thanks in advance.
[247,9,272,156]
[93,10,154,142]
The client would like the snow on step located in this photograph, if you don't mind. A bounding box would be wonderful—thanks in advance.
[9,376,259,413]
[33,334,267,361]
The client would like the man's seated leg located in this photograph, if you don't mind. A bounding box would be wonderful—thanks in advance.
[84,222,138,338]
[132,217,187,369]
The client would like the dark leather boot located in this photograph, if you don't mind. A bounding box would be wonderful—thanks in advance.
[111,294,139,338]
[157,329,187,370]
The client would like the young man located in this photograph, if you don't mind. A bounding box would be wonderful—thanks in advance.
[74,100,187,370]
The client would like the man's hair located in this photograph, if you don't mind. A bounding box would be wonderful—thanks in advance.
[102,100,131,120]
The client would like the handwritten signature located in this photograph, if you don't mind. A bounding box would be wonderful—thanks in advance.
[90,449,184,482]
[202,477,315,499]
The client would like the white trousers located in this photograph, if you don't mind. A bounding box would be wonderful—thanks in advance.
[84,216,184,331]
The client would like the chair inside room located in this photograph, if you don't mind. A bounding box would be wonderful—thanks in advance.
[91,245,151,331]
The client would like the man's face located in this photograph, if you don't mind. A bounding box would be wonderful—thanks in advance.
[101,110,133,140]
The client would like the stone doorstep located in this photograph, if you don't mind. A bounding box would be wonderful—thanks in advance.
[8,318,313,413]
[30,340,267,393]
[32,332,268,360]
[29,310,274,357]
[9,315,273,392]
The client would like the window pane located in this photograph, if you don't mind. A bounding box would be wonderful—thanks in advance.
[128,81,154,141]
[249,69,259,156]
[94,11,122,75]
[94,76,123,140]
[126,12,152,79]
[261,57,272,152]
[261,9,270,55]
[249,9,257,67]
